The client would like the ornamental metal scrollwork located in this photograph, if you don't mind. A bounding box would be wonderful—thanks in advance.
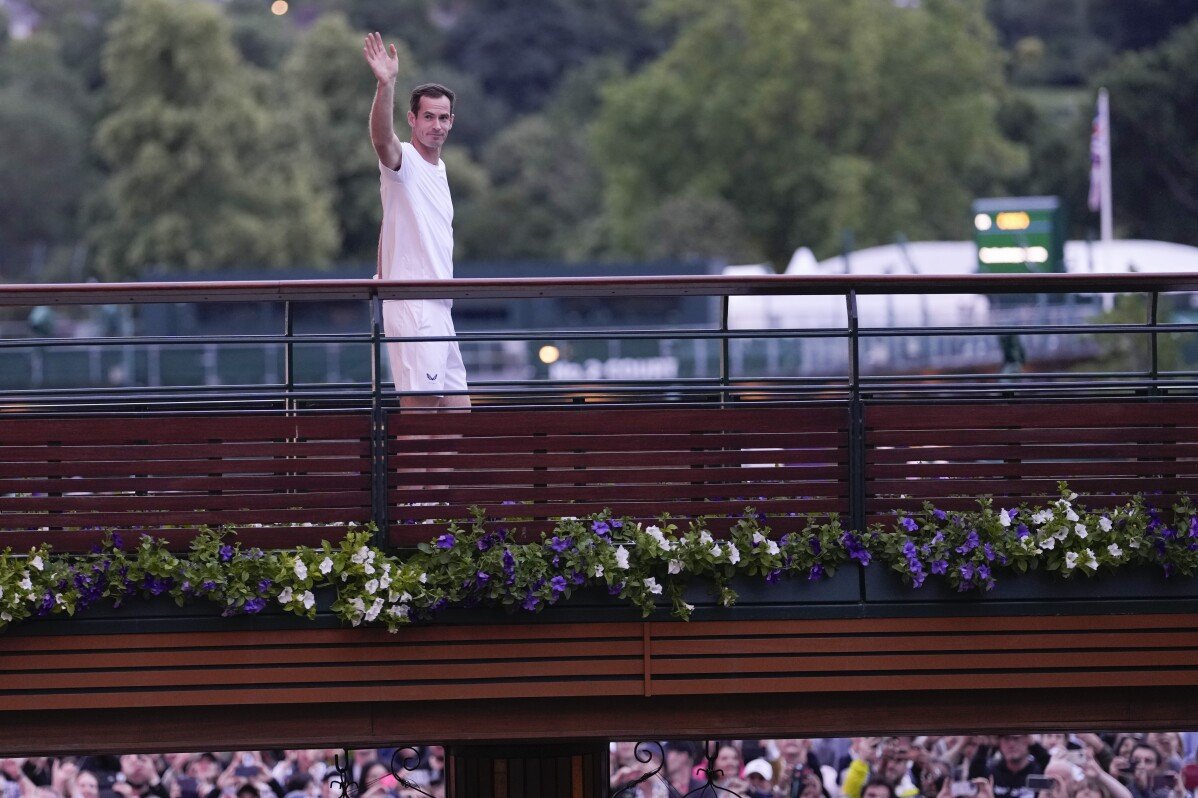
[329,748,436,798]
[611,740,746,798]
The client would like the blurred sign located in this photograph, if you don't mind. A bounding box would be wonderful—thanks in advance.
[971,196,1066,274]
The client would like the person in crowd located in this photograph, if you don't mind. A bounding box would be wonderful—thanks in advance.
[1112,742,1185,798]
[711,744,744,787]
[664,742,704,797]
[743,758,775,798]
[972,735,1046,798]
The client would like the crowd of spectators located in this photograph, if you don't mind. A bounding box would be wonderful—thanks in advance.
[2,734,1196,798]
[609,733,1198,798]
[0,748,443,798]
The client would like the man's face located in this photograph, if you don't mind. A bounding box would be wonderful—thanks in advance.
[864,785,892,798]
[407,95,453,153]
[999,735,1030,768]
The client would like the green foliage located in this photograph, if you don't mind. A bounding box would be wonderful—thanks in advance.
[593,0,1027,266]
[443,0,662,115]
[0,34,91,249]
[89,0,339,276]
[1099,18,1198,246]
[283,14,416,260]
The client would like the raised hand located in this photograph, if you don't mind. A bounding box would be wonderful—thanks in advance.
[363,32,399,85]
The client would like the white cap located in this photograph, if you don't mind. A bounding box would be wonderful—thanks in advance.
[744,759,773,780]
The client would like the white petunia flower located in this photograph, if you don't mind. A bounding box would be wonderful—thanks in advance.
[352,546,370,565]
[683,602,695,613]
[999,510,1012,528]
[1074,523,1088,539]
[0,612,11,622]
[709,543,723,559]
[643,577,663,595]
[1099,516,1113,532]
[699,530,714,546]
[30,555,44,571]
[1084,549,1098,570]
[278,587,295,605]
[1065,508,1079,523]
[364,598,384,622]
[1064,551,1078,569]
[1040,537,1056,551]
[593,564,604,579]
[726,543,741,565]
[765,540,780,556]
[293,560,308,580]
[418,572,427,584]
[1128,538,1141,549]
[1032,509,1054,525]
[668,559,684,575]
[399,591,412,603]
[364,579,379,595]
[319,557,334,575]
[1107,543,1122,558]
[615,545,630,570]
[752,532,767,545]
[301,591,315,610]
[18,575,32,591]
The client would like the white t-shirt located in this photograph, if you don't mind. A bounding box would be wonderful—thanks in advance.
[378,141,454,287]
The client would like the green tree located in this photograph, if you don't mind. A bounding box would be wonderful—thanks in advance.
[284,14,417,260]
[444,0,663,115]
[593,0,1027,267]
[90,0,338,276]
[1099,18,1198,245]
[0,34,91,256]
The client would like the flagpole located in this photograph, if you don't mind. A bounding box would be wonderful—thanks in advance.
[1098,87,1113,246]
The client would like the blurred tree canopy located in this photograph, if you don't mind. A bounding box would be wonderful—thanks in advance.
[593,0,1026,265]
[89,0,338,276]
[0,0,1194,278]
[1101,18,1198,245]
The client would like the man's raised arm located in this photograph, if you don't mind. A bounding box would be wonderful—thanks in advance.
[363,32,402,171]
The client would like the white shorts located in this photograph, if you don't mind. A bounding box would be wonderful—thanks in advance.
[382,299,468,394]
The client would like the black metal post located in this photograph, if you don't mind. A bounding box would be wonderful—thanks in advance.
[1149,290,1160,396]
[719,294,730,406]
[283,300,294,413]
[847,289,866,534]
[370,294,389,548]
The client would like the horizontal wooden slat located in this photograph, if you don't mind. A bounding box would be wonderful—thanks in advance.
[390,464,846,489]
[0,491,370,513]
[0,440,369,462]
[387,431,846,455]
[388,481,845,506]
[390,446,846,470]
[867,460,1198,478]
[387,407,849,437]
[0,414,369,444]
[868,442,1198,464]
[866,402,1198,429]
[0,456,370,479]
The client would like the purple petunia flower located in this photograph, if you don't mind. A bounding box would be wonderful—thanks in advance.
[144,575,171,596]
[841,532,872,566]
[200,580,217,592]
[608,582,625,596]
[809,537,821,555]
[570,570,585,585]
[765,569,781,585]
[257,579,272,594]
[959,563,976,582]
[808,564,826,581]
[982,543,996,562]
[1015,523,1030,539]
[932,509,947,521]
[900,517,919,532]
[476,570,491,587]
[591,520,611,538]
[548,536,572,553]
[435,533,456,550]
[549,575,568,595]
[930,559,948,575]
[218,545,234,562]
[243,598,266,614]
[522,592,541,611]
[955,531,980,555]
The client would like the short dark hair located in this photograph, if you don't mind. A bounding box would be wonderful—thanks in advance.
[410,83,455,115]
[863,779,896,798]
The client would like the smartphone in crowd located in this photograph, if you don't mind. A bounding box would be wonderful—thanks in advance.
[1027,775,1057,792]
[951,781,979,797]
[789,763,806,798]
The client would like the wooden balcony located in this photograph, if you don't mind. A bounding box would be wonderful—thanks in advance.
[2,275,1198,755]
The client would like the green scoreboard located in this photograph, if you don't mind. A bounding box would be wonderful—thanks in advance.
[971,196,1066,274]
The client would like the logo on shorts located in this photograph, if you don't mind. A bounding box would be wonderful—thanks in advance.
[426,372,438,381]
